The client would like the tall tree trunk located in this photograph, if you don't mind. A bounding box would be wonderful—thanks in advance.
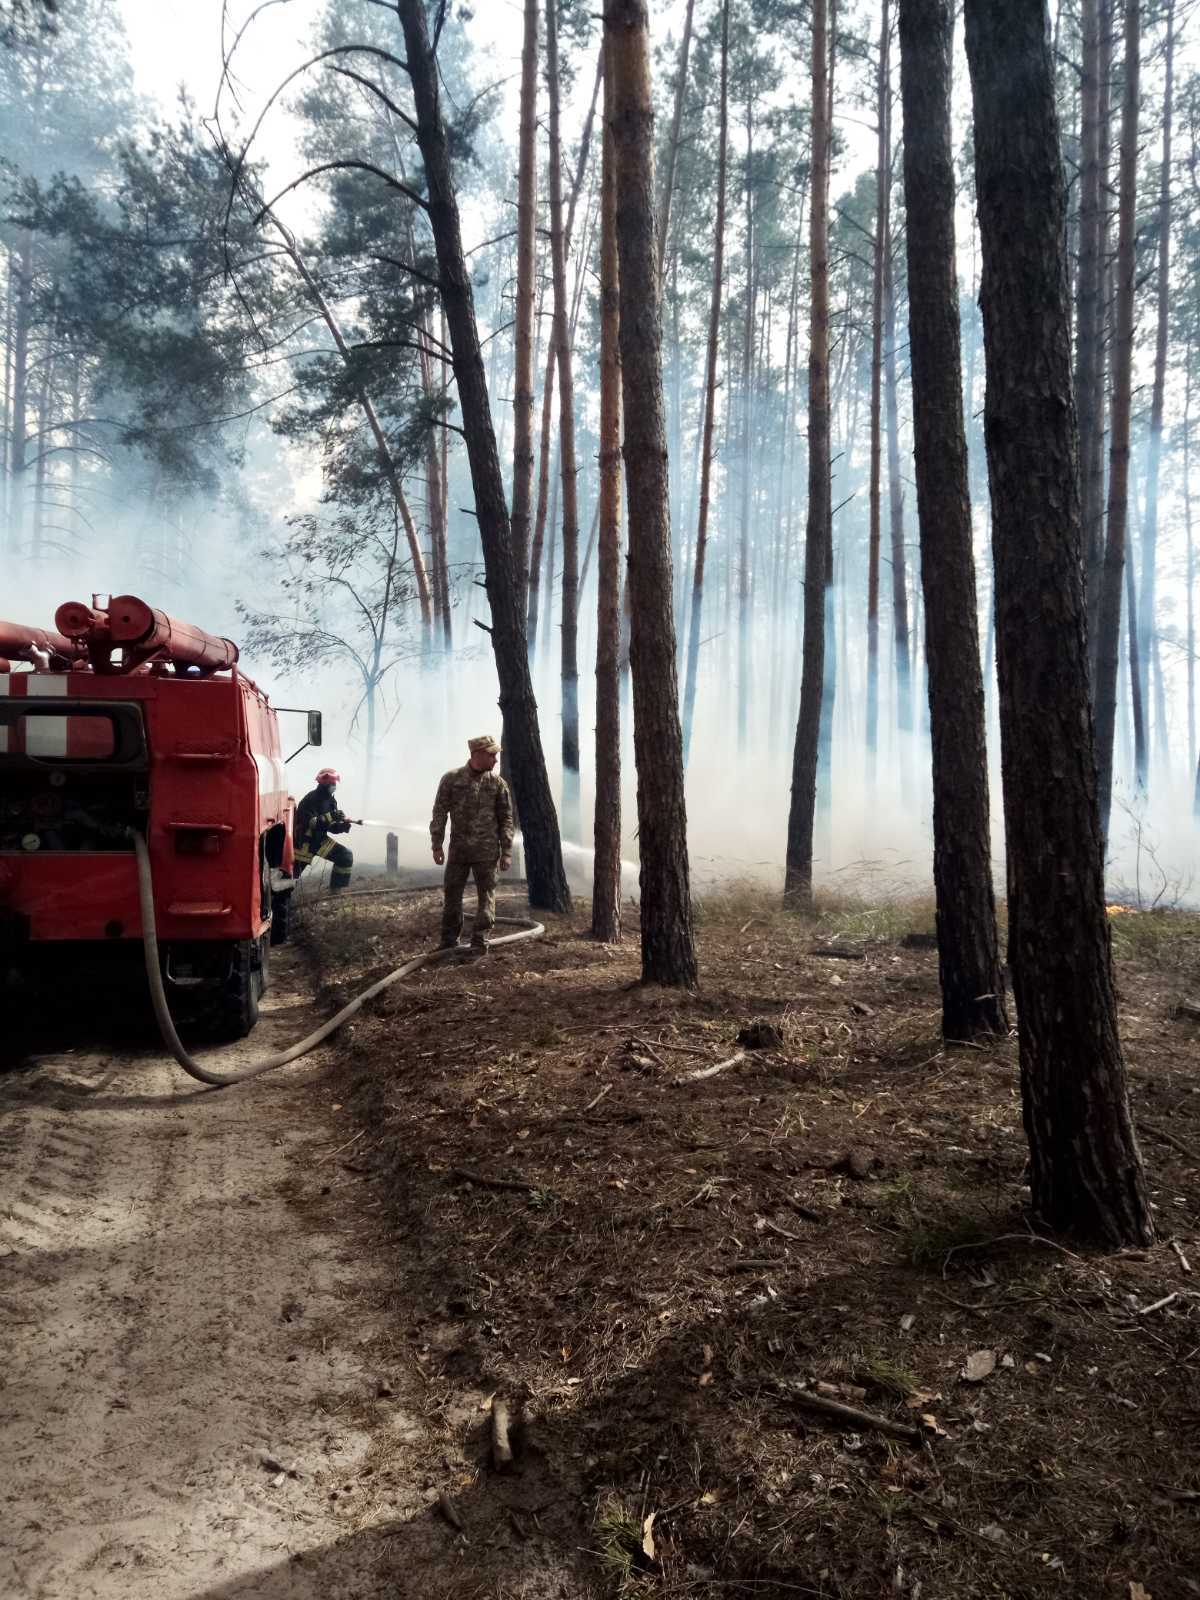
[1076,0,1105,643]
[438,305,451,645]
[1139,0,1174,782]
[883,187,910,731]
[963,0,1153,1247]
[10,232,32,550]
[2,251,13,529]
[528,48,602,646]
[1125,525,1146,792]
[737,96,756,754]
[682,0,728,766]
[593,57,622,943]
[866,0,888,776]
[785,0,830,910]
[655,0,695,279]
[769,221,804,737]
[1094,0,1140,843]
[1185,344,1196,794]
[418,303,451,646]
[527,359,555,650]
[545,0,582,835]
[511,0,539,593]
[1088,0,1116,650]
[606,0,697,989]
[817,0,838,811]
[899,0,1007,1039]
[32,304,55,556]
[398,0,570,914]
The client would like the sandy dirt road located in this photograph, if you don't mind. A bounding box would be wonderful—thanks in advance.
[0,945,435,1600]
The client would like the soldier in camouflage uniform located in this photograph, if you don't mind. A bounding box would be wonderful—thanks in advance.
[430,734,514,954]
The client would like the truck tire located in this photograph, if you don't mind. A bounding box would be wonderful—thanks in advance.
[213,937,261,1040]
[269,887,291,947]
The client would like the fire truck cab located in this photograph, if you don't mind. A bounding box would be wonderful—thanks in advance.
[0,595,313,1039]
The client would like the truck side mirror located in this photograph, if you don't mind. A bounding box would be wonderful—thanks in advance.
[308,711,323,747]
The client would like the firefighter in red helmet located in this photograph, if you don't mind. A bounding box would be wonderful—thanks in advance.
[294,767,354,891]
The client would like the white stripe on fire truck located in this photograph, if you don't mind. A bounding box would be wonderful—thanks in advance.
[253,751,288,800]
[22,674,68,755]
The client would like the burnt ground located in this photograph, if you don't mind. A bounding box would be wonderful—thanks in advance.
[292,882,1200,1600]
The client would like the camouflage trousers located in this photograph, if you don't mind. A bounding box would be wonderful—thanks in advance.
[441,854,498,948]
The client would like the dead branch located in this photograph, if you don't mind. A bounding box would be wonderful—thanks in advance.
[450,1166,538,1194]
[783,1384,922,1442]
[436,1489,465,1532]
[680,1051,746,1083]
[1171,1238,1192,1275]
[942,1232,1083,1269]
[491,1395,514,1469]
[1138,1291,1179,1316]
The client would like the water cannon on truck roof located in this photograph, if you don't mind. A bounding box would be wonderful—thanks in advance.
[0,594,323,1039]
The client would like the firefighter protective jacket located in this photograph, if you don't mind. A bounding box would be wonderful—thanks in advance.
[295,785,349,857]
[430,766,514,860]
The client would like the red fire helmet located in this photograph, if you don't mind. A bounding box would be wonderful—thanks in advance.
[315,767,342,785]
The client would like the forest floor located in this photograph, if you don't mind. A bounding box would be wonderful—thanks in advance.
[293,877,1200,1600]
[4,880,1196,1600]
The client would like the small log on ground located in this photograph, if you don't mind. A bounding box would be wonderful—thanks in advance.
[491,1395,514,1469]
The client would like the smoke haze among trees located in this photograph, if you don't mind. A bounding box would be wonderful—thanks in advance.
[2,0,1198,920]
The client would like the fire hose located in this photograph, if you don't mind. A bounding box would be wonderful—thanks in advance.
[129,832,544,1088]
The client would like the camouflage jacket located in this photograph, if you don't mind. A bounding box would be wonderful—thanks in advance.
[430,766,514,859]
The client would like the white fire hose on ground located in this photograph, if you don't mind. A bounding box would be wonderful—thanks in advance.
[130,831,543,1088]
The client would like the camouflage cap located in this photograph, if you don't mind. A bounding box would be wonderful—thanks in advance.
[468,734,501,754]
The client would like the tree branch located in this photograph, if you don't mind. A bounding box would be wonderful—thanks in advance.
[254,162,429,226]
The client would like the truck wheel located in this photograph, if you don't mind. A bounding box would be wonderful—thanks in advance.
[269,888,291,947]
[213,938,261,1040]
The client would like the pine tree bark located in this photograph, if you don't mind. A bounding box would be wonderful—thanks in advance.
[9,231,32,549]
[527,49,602,649]
[737,96,756,755]
[883,184,910,731]
[785,0,831,912]
[655,0,695,279]
[1094,0,1140,841]
[592,50,622,943]
[898,0,1007,1040]
[1185,347,1197,792]
[1139,0,1174,783]
[1076,0,1105,643]
[963,0,1153,1246]
[511,0,539,593]
[606,0,697,989]
[545,0,581,835]
[866,0,888,776]
[397,0,570,914]
[682,0,729,767]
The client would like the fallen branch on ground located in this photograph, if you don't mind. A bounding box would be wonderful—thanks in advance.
[491,1395,513,1469]
[680,1051,746,1083]
[436,1489,465,1532]
[450,1167,538,1194]
[783,1384,922,1442]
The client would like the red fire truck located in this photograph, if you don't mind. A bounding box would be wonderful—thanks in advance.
[0,595,320,1038]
